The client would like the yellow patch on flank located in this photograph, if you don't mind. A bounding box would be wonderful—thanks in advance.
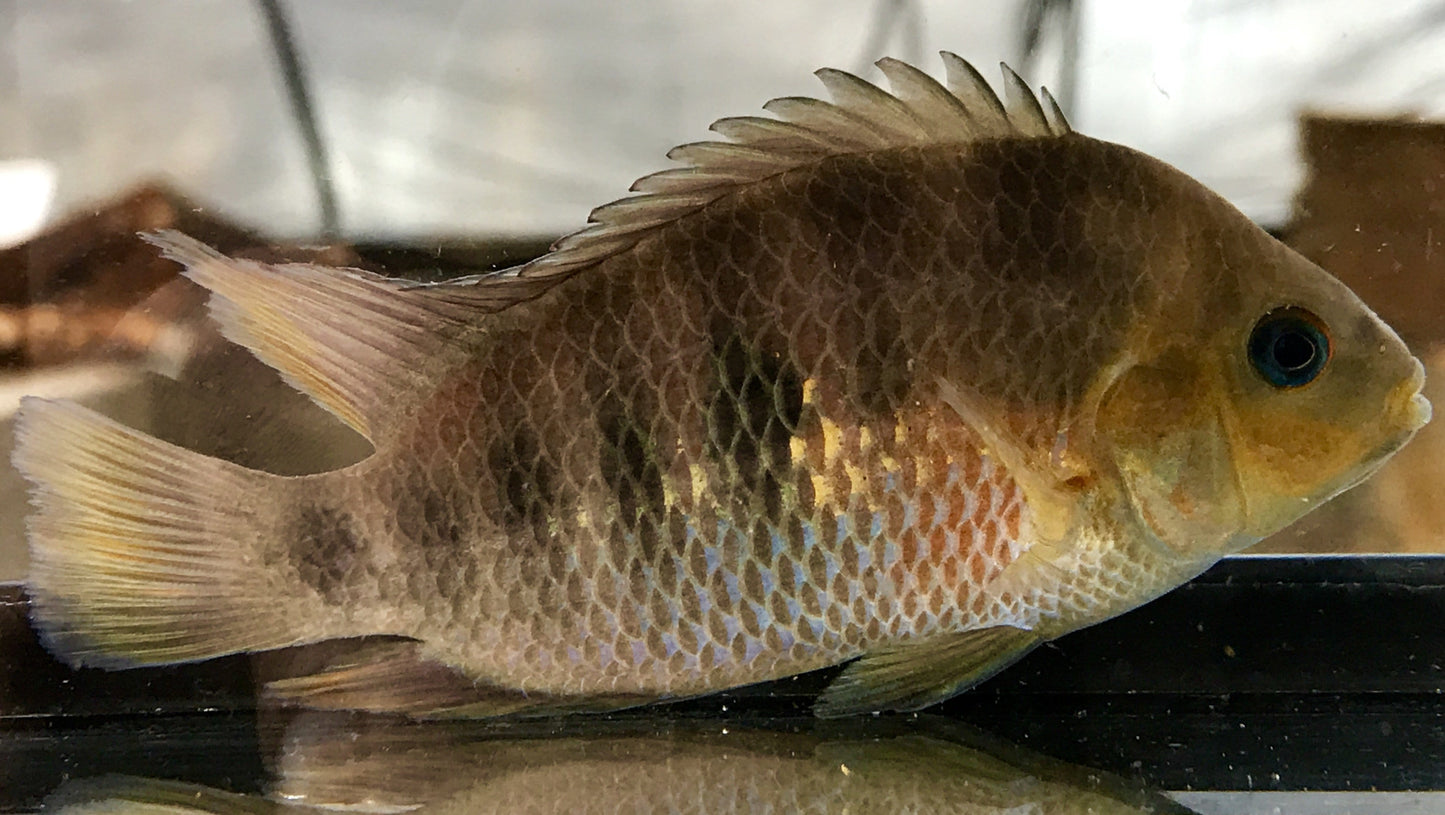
[689,463,710,508]
[820,415,841,464]
[879,454,901,478]
[811,472,834,507]
[802,378,820,406]
[661,469,684,509]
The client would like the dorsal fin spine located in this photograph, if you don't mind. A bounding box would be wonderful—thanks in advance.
[1000,64,1052,137]
[708,116,839,153]
[940,53,1010,131]
[1038,87,1074,136]
[874,57,979,139]
[522,53,1068,282]
[761,97,893,149]
[815,68,933,142]
[629,168,751,194]
[666,142,800,174]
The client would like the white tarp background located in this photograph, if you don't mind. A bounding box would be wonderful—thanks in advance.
[0,0,1441,242]
[1076,0,1445,225]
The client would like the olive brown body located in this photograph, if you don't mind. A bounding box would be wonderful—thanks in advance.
[15,56,1427,716]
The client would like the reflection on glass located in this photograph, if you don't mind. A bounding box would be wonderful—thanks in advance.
[45,714,1192,814]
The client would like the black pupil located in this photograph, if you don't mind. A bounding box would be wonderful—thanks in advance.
[1248,308,1330,389]
[1271,330,1317,372]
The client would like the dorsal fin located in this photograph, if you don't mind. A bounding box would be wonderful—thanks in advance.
[513,52,1071,283]
[143,231,556,443]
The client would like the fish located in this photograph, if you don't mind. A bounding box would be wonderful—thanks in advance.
[13,53,1430,718]
[44,715,1196,814]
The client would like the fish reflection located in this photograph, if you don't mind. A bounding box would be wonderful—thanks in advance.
[47,715,1194,814]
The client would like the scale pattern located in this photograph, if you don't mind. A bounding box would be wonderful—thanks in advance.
[314,135,1183,697]
[19,55,1423,715]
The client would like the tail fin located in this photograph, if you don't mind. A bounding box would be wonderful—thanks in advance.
[14,398,329,669]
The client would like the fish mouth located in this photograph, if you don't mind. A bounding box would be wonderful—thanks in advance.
[1392,358,1433,433]
[1330,359,1432,500]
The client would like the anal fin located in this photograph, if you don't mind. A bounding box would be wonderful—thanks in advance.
[264,641,653,719]
[264,641,494,717]
[814,626,1040,717]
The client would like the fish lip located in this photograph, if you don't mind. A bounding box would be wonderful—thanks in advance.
[1394,358,1432,433]
[1326,361,1431,502]
[1349,402,1428,495]
[1409,392,1433,430]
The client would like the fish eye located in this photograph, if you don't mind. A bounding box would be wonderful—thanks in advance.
[1248,307,1332,389]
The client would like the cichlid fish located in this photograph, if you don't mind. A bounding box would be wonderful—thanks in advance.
[15,54,1429,717]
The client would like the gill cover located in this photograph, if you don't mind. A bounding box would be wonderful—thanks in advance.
[1096,353,1248,555]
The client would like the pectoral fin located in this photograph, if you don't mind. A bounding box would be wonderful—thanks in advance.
[933,377,1087,545]
[814,626,1041,717]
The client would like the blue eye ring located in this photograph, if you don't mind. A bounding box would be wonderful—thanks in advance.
[1248,307,1332,389]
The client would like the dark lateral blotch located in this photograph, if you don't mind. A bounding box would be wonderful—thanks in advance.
[707,334,804,519]
[290,504,364,604]
[598,395,666,530]
[487,428,556,527]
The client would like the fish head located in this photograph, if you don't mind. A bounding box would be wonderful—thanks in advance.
[1095,207,1429,558]
[1213,237,1430,542]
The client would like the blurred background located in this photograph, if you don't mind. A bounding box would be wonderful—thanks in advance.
[0,0,1443,579]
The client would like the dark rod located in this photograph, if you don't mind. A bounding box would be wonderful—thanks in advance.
[256,0,341,238]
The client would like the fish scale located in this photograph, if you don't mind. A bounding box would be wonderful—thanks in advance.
[13,54,1427,717]
[365,291,1039,697]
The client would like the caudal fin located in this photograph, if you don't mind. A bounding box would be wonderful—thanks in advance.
[14,398,326,669]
